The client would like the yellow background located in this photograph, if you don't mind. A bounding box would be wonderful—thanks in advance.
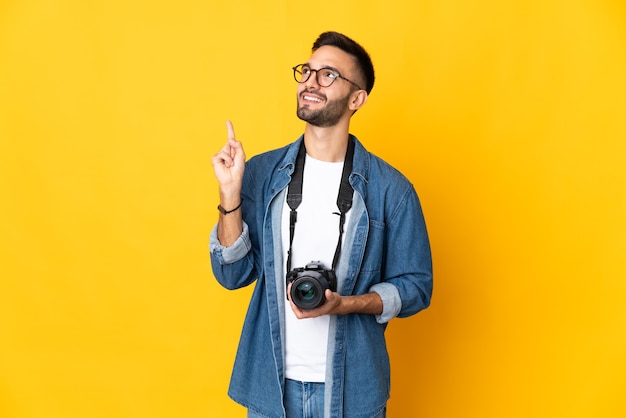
[1,0,625,417]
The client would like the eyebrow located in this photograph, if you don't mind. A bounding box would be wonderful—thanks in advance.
[304,63,343,75]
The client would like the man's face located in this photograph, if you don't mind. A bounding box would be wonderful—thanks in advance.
[296,46,360,127]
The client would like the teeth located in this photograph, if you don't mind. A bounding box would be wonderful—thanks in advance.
[304,95,323,103]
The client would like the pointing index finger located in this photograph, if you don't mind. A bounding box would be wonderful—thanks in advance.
[226,120,236,142]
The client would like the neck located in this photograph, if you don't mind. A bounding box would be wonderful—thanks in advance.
[303,122,350,162]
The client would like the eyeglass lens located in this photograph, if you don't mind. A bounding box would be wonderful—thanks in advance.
[294,65,338,87]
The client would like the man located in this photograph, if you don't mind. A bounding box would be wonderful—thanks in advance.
[210,31,432,418]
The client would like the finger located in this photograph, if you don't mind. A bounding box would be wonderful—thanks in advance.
[212,147,234,168]
[226,120,236,142]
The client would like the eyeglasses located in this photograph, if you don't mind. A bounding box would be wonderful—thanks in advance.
[292,64,363,90]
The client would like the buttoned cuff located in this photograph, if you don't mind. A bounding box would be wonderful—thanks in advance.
[209,221,252,264]
[370,282,402,324]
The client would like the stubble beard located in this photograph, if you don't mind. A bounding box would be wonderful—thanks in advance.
[296,93,351,128]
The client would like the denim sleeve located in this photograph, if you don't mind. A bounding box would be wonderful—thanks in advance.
[209,221,252,265]
[370,282,402,324]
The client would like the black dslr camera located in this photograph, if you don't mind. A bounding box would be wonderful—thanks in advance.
[286,261,337,310]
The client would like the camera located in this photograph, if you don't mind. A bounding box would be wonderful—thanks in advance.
[286,261,337,310]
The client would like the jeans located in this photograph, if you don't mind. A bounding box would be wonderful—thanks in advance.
[247,378,386,418]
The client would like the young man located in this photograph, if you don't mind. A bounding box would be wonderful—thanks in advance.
[210,31,432,418]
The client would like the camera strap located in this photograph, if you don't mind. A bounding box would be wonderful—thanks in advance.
[286,138,355,274]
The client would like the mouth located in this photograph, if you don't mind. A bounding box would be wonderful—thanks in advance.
[300,92,325,105]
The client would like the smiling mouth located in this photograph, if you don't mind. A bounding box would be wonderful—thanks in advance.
[301,93,325,104]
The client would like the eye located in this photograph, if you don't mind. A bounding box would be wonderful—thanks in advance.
[301,65,312,75]
[320,68,339,80]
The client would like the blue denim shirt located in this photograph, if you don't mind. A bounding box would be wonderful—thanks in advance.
[210,135,432,418]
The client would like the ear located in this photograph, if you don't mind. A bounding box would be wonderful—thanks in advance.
[348,90,368,111]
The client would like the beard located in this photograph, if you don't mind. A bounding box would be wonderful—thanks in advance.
[296,91,351,127]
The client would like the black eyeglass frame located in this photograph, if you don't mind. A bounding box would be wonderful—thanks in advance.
[292,64,363,91]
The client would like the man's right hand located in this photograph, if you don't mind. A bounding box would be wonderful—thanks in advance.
[212,120,246,199]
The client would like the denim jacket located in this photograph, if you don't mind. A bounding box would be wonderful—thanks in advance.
[210,135,432,418]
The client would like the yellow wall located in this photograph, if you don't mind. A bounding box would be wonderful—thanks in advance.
[1,1,625,417]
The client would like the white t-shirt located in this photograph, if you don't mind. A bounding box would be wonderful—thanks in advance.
[281,154,350,382]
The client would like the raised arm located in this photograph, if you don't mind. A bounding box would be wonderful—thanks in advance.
[211,120,246,246]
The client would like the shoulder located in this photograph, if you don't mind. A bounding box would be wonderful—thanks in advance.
[246,140,301,174]
[353,138,413,190]
[370,153,411,185]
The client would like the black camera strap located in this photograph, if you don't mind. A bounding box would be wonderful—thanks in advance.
[286,138,355,274]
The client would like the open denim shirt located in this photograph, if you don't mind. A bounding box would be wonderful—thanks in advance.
[210,135,433,418]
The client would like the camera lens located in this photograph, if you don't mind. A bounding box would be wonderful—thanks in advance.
[290,275,325,309]
[295,281,316,301]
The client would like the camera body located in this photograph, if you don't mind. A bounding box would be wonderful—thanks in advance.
[286,261,337,310]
